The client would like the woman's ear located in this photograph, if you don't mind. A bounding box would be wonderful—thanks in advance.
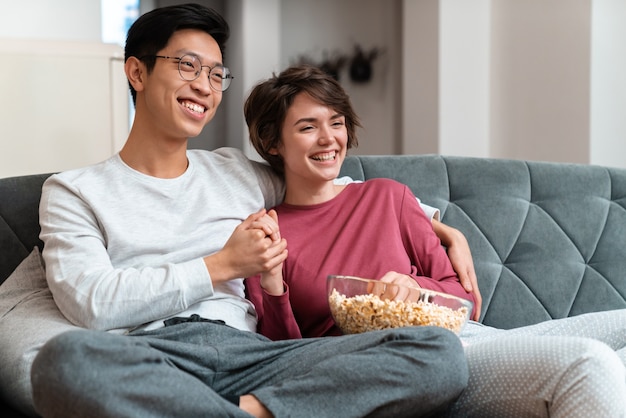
[268,147,280,156]
[125,57,145,93]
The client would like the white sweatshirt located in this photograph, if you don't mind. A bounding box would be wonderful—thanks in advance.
[39,148,283,333]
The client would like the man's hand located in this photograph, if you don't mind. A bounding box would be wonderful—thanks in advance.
[432,220,482,321]
[204,209,287,284]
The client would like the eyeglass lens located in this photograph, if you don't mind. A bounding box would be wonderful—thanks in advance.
[177,54,232,91]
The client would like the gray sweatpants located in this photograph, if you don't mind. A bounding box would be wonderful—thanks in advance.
[31,321,467,418]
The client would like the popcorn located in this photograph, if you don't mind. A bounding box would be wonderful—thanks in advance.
[328,288,469,334]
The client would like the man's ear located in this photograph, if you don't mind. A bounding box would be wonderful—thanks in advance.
[125,56,145,93]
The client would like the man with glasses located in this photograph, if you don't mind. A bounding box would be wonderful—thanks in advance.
[29,4,468,418]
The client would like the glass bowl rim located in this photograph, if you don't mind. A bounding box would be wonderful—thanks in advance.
[327,274,473,307]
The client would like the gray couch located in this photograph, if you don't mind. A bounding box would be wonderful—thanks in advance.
[2,154,626,417]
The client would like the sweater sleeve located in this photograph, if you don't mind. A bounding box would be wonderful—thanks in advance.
[245,275,302,340]
[39,176,213,331]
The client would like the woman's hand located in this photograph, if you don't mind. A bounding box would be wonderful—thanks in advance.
[373,271,421,302]
[255,209,286,296]
[205,209,287,284]
[432,220,482,320]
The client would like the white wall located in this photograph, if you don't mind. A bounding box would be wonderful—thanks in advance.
[0,0,130,177]
[403,0,626,169]
[590,0,626,168]
[0,0,101,41]
[402,0,439,155]
[489,0,591,164]
[0,39,128,177]
[439,0,490,158]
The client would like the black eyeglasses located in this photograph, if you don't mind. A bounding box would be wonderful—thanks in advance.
[144,54,233,92]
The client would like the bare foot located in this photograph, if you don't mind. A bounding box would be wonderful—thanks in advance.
[239,394,274,418]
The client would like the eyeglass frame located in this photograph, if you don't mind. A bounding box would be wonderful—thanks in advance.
[141,54,234,92]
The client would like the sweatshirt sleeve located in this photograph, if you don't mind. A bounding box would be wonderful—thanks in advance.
[245,275,302,340]
[39,176,213,331]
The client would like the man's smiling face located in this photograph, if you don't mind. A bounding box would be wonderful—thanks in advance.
[140,28,224,142]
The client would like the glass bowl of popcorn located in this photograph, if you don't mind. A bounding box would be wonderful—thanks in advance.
[327,275,473,335]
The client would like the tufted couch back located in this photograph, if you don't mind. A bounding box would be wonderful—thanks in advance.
[340,154,626,329]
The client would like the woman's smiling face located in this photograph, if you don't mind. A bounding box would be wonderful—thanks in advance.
[275,92,348,187]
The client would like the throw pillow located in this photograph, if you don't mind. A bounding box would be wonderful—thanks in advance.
[0,247,78,417]
[0,247,47,318]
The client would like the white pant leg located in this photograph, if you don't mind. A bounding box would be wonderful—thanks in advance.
[462,309,626,366]
[499,309,626,355]
[447,335,626,418]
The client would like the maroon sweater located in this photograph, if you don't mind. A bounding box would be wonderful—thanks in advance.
[246,178,475,340]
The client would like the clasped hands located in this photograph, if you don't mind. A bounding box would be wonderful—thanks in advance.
[217,208,287,294]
